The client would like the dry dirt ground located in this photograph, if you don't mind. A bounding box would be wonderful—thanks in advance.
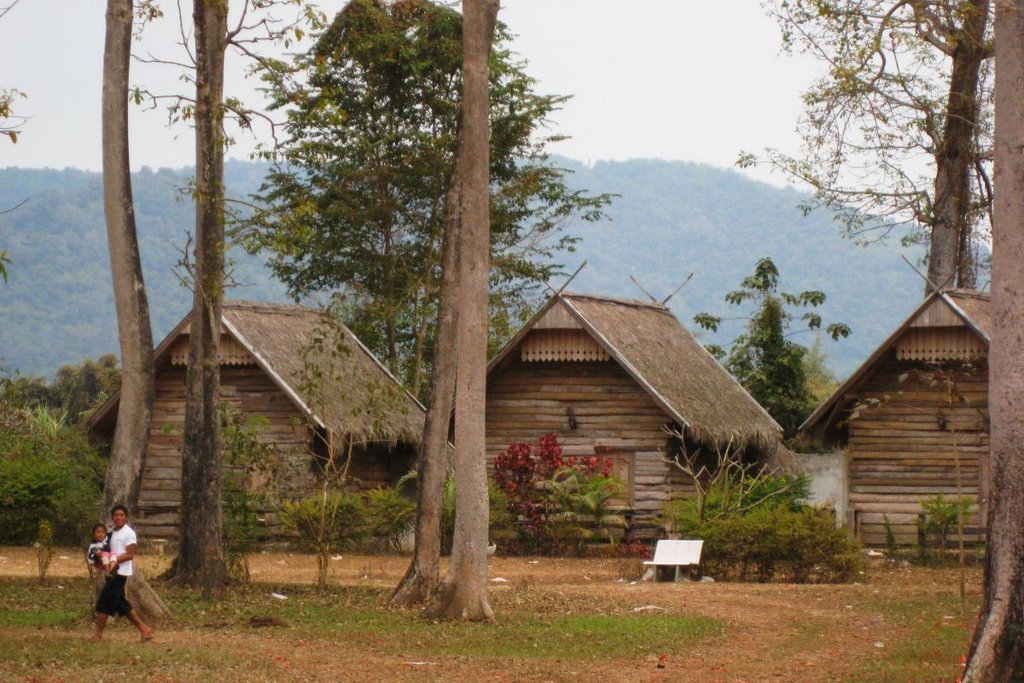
[0,547,977,682]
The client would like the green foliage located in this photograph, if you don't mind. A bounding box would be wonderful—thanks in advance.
[0,355,120,423]
[396,469,517,554]
[279,492,369,552]
[220,404,282,581]
[662,472,860,583]
[0,401,104,545]
[674,505,862,583]
[662,472,809,530]
[544,468,627,556]
[34,520,54,583]
[917,494,972,553]
[243,0,610,394]
[365,487,415,551]
[695,257,850,437]
[802,337,839,405]
[884,515,899,555]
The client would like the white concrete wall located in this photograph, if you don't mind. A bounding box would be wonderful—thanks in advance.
[797,451,848,526]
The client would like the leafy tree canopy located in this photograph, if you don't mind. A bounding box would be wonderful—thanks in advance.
[242,0,610,395]
[1,354,120,423]
[696,257,850,438]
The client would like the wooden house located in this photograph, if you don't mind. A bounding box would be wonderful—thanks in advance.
[486,292,795,533]
[799,290,990,545]
[91,301,425,540]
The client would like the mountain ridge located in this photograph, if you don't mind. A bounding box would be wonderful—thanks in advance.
[0,158,928,379]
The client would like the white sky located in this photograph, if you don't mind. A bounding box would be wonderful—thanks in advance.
[0,1,821,186]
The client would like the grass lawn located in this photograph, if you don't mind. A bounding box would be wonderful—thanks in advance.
[0,549,978,682]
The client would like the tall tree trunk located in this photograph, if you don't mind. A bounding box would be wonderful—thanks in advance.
[963,1,1024,678]
[926,0,989,293]
[101,0,170,623]
[389,128,463,608]
[424,0,499,622]
[101,0,155,512]
[177,0,228,600]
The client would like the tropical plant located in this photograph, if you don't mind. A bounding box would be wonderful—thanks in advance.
[918,493,973,555]
[545,468,627,556]
[695,257,850,437]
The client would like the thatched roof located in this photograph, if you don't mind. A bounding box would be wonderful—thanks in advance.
[799,289,990,440]
[489,292,787,461]
[946,290,991,341]
[91,301,424,445]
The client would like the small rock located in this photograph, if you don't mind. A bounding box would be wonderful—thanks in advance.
[633,605,667,612]
[270,593,287,600]
[873,641,885,649]
[330,555,343,561]
[490,577,509,583]
[698,576,716,583]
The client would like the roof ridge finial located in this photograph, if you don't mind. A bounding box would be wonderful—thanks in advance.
[545,261,587,299]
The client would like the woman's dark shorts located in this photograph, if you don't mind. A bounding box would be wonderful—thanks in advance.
[95,575,132,617]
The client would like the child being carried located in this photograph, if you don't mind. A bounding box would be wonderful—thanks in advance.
[87,523,117,573]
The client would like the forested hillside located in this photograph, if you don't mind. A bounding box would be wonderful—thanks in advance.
[0,158,928,379]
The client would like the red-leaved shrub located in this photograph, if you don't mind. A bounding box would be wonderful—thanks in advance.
[493,433,613,552]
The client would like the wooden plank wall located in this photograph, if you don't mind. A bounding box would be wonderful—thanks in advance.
[846,352,988,545]
[136,365,411,541]
[486,356,693,532]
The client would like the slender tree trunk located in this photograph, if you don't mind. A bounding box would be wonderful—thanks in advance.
[409,264,435,398]
[389,132,463,608]
[101,0,155,512]
[424,0,499,622]
[963,1,1024,677]
[101,0,171,623]
[177,0,228,600]
[926,0,989,293]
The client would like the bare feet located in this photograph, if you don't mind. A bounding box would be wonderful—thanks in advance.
[140,628,154,642]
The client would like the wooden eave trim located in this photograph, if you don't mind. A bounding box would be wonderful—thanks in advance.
[220,315,327,431]
[486,294,563,375]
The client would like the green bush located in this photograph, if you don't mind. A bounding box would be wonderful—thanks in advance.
[278,492,369,550]
[0,404,104,545]
[662,474,862,583]
[365,487,415,551]
[673,505,862,583]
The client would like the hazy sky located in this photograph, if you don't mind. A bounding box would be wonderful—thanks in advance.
[0,1,821,186]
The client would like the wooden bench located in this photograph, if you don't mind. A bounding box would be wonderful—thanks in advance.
[643,540,703,582]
